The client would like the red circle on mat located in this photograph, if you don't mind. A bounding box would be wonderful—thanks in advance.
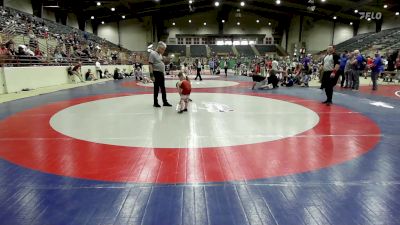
[0,92,381,184]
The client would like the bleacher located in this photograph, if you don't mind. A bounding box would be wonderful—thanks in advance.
[190,45,207,57]
[255,45,277,56]
[235,45,255,57]
[209,45,232,55]
[336,27,400,53]
[165,45,186,56]
[1,6,136,66]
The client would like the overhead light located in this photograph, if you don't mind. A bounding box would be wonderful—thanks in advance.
[256,19,259,23]
[354,9,358,13]
[91,16,95,19]
[97,2,101,6]
[101,21,105,24]
[222,20,225,23]
[214,1,220,7]
[333,16,337,20]
[189,0,193,4]
[268,22,272,26]
[350,22,353,25]
[122,15,126,19]
[321,0,325,2]
[204,22,207,25]
[188,19,192,23]
[384,4,388,8]
[240,1,245,7]
[396,12,399,16]
[111,7,115,11]
[172,22,176,26]
[237,22,240,25]
[367,18,371,21]
[276,0,281,5]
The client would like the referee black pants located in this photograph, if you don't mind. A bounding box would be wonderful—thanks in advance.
[153,71,167,105]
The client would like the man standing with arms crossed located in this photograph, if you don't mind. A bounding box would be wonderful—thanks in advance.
[149,42,172,108]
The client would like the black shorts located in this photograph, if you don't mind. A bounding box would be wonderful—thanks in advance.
[252,75,266,82]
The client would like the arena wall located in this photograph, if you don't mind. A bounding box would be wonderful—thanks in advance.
[358,20,376,34]
[42,8,56,22]
[382,15,400,30]
[98,20,150,51]
[67,13,79,29]
[1,65,144,93]
[4,0,32,14]
[98,22,120,45]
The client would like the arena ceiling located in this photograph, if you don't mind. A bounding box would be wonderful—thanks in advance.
[43,0,400,24]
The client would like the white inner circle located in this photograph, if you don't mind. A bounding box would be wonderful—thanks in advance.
[50,93,320,148]
[137,80,239,89]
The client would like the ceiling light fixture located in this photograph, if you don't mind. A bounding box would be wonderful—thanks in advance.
[97,2,101,6]
[101,21,104,24]
[240,1,245,7]
[122,15,126,19]
[215,1,220,7]
[111,7,115,11]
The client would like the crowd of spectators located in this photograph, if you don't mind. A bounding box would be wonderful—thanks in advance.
[0,6,146,67]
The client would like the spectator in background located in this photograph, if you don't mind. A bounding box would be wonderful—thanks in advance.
[71,62,85,82]
[223,59,228,77]
[54,47,64,63]
[385,50,398,82]
[134,60,143,81]
[85,69,97,81]
[351,50,365,91]
[111,51,118,64]
[95,61,103,78]
[339,51,348,87]
[195,58,202,81]
[0,43,9,65]
[396,53,400,81]
[103,69,112,78]
[344,52,354,88]
[370,53,382,91]
[113,68,124,80]
[34,46,43,59]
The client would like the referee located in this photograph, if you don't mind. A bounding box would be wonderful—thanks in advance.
[149,42,172,107]
[321,46,340,106]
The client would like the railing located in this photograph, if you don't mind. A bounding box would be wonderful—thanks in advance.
[0,55,132,67]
